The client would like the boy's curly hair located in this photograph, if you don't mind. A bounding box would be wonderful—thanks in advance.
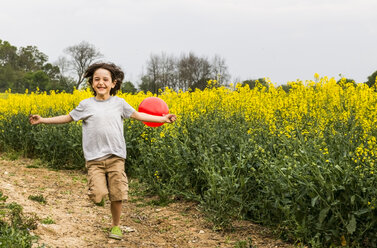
[84,62,124,96]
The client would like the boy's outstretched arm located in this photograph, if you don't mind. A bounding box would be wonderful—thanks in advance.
[130,111,176,124]
[29,114,73,125]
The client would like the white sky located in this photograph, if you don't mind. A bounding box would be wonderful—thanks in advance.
[1,0,376,85]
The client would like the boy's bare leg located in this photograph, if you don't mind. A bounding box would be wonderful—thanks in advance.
[111,200,122,226]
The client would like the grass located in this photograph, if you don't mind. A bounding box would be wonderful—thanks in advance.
[0,150,23,161]
[128,179,148,197]
[132,218,142,224]
[28,194,47,204]
[71,175,87,183]
[41,216,55,224]
[26,159,44,169]
[94,198,105,207]
[0,191,42,248]
[234,237,257,248]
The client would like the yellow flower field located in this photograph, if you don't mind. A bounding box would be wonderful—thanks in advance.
[1,77,377,245]
[1,77,377,170]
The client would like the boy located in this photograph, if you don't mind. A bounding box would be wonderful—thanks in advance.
[29,62,176,240]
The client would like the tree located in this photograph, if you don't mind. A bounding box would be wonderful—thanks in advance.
[159,54,178,90]
[17,46,48,71]
[0,39,62,93]
[365,70,377,87]
[138,75,153,93]
[42,63,60,81]
[337,77,356,88]
[122,81,137,94]
[211,55,230,86]
[64,41,103,89]
[178,52,211,91]
[21,70,50,92]
[146,54,162,94]
[0,40,20,91]
[242,78,269,90]
[139,53,178,94]
[0,40,18,67]
[0,64,22,91]
[139,52,230,92]
[54,56,76,92]
[55,56,70,77]
[278,84,292,93]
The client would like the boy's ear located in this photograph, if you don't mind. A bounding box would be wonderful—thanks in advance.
[112,80,117,88]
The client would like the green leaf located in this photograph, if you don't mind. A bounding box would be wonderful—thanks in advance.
[335,165,342,172]
[347,215,356,234]
[350,195,355,205]
[319,206,330,224]
[354,208,370,216]
[311,195,319,207]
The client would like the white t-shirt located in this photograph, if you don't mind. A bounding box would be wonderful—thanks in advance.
[69,96,135,161]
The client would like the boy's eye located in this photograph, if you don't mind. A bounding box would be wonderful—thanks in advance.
[93,77,111,82]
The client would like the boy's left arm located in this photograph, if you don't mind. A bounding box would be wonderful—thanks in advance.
[131,111,176,124]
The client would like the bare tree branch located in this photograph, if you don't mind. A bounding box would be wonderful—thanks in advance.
[64,41,103,89]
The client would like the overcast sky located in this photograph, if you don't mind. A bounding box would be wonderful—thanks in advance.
[1,0,376,85]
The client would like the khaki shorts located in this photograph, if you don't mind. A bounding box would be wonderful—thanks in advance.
[86,155,128,203]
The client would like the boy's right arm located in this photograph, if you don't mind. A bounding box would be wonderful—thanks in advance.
[29,114,73,125]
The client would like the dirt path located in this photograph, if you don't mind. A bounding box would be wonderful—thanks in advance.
[0,156,293,248]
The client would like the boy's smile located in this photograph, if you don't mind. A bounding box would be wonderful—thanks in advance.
[92,68,116,100]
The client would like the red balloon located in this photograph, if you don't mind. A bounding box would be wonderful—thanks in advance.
[138,97,169,127]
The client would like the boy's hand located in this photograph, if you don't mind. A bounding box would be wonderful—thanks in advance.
[29,114,43,125]
[163,114,177,123]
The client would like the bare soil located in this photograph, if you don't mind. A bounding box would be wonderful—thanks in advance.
[0,156,294,248]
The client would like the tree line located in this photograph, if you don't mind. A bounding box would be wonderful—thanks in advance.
[0,39,67,93]
[0,40,103,93]
[0,39,231,94]
[139,52,230,94]
[1,38,377,94]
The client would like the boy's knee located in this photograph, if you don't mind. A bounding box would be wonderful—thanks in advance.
[89,191,107,204]
[88,186,108,203]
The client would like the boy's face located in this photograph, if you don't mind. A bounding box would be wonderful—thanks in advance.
[92,68,116,100]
